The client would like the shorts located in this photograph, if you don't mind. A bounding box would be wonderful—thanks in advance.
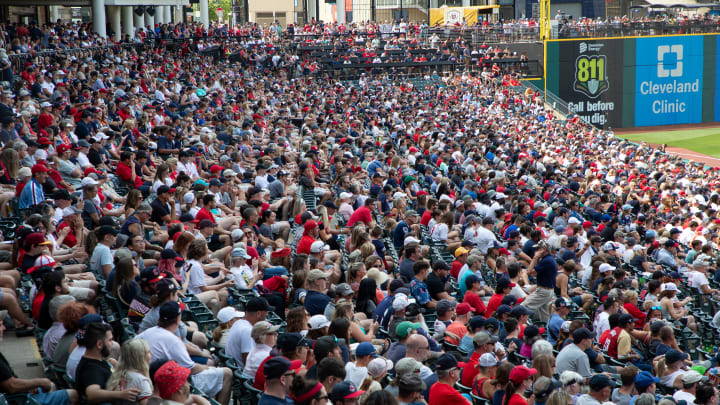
[68,286,90,301]
[33,390,70,405]
[571,295,583,307]
[192,368,225,397]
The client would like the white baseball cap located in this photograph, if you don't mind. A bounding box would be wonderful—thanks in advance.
[217,307,244,323]
[478,353,499,367]
[310,241,329,253]
[662,282,678,292]
[598,263,616,273]
[308,314,330,330]
[392,293,410,311]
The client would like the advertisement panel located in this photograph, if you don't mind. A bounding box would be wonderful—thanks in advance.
[555,39,625,128]
[635,36,704,127]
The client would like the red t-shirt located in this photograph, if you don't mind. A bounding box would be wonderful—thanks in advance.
[429,382,470,405]
[421,210,432,226]
[463,291,487,316]
[296,235,316,255]
[599,326,622,358]
[57,221,77,247]
[116,161,142,188]
[38,113,53,129]
[444,321,467,346]
[484,293,504,318]
[623,303,647,327]
[460,351,480,387]
[504,393,528,405]
[347,206,372,227]
[15,180,27,197]
[195,207,216,223]
[450,260,464,279]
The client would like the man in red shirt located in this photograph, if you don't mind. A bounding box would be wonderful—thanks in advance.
[57,207,83,248]
[346,198,375,227]
[460,329,496,387]
[116,151,146,191]
[195,194,217,224]
[428,354,470,405]
[451,247,469,279]
[297,221,320,255]
[484,278,515,318]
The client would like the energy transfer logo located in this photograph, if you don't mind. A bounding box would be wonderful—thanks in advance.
[657,45,683,78]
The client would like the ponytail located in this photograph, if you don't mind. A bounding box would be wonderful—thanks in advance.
[503,381,518,405]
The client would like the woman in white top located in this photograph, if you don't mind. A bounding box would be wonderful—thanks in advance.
[184,239,234,315]
[242,321,280,381]
[152,164,174,193]
[106,339,154,405]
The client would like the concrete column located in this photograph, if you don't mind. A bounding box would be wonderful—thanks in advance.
[122,6,134,37]
[49,6,59,23]
[92,0,107,37]
[155,7,164,24]
[145,8,155,30]
[200,0,209,29]
[164,6,172,23]
[109,6,121,41]
[336,0,345,23]
[134,7,145,31]
[174,6,183,24]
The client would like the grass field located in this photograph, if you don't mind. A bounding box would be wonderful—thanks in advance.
[619,127,720,158]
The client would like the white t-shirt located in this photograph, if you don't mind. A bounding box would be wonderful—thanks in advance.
[177,161,199,180]
[689,271,709,293]
[89,244,113,275]
[66,346,86,379]
[229,266,255,290]
[186,259,207,295]
[137,326,194,369]
[242,344,271,381]
[225,319,255,368]
[594,311,610,341]
[345,362,369,387]
[116,371,153,405]
[673,391,695,404]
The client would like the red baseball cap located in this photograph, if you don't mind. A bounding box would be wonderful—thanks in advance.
[456,303,473,315]
[31,164,49,174]
[509,365,537,385]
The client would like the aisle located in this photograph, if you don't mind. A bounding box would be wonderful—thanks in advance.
[1,333,45,379]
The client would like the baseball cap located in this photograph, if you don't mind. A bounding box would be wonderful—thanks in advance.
[154,361,191,399]
[26,232,52,246]
[246,297,270,312]
[650,321,665,334]
[634,371,660,389]
[231,248,251,259]
[310,241,329,253]
[665,349,688,363]
[159,301,182,322]
[496,278,516,290]
[435,353,464,371]
[313,336,340,359]
[140,267,164,284]
[394,358,422,376]
[334,283,354,297]
[599,263,615,273]
[510,305,533,317]
[555,298,571,308]
[436,299,457,315]
[309,315,331,330]
[397,373,425,392]
[392,293,410,311]
[395,321,421,339]
[455,247,470,257]
[509,365,537,384]
[496,305,512,315]
[588,374,612,391]
[277,333,311,352]
[251,321,282,341]
[618,313,637,326]
[456,303,473,316]
[96,225,119,240]
[572,327,594,343]
[367,357,393,378]
[198,219,216,229]
[682,370,706,384]
[216,307,244,324]
[330,381,365,403]
[263,357,300,380]
[478,353,498,367]
[307,269,329,282]
[355,342,376,357]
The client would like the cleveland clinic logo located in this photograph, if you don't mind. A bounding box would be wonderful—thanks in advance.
[657,45,683,77]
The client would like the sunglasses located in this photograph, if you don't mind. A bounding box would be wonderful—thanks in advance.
[651,306,662,310]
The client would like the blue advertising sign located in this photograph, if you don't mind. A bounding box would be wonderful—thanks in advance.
[635,36,703,127]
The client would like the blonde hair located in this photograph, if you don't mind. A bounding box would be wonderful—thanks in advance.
[106,339,152,392]
[332,299,353,321]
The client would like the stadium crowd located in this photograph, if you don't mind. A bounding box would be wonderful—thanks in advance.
[1,16,720,405]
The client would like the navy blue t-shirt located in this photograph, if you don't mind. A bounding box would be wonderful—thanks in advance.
[393,220,410,249]
[304,290,331,316]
